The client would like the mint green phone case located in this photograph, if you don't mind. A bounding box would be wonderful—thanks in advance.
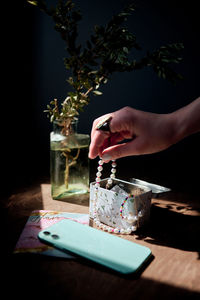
[38,219,152,274]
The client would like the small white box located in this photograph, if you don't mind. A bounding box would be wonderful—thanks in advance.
[90,178,152,231]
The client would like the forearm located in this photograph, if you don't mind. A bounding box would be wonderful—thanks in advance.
[170,97,200,144]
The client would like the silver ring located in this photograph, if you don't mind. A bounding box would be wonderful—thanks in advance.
[95,116,112,132]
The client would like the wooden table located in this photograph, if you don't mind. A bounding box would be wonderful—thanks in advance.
[2,183,200,299]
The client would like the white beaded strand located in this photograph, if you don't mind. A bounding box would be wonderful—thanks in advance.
[93,159,133,235]
[106,159,117,188]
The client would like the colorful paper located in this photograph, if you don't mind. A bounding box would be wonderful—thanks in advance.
[14,210,89,258]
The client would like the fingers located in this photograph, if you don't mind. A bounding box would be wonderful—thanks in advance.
[89,111,134,159]
[91,114,112,138]
[89,114,113,159]
[101,137,145,161]
[89,107,136,160]
[89,130,110,159]
[89,129,127,159]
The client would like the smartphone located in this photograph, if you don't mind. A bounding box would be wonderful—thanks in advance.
[38,219,152,274]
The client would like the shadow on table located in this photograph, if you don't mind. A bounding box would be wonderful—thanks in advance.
[2,182,200,299]
[135,202,200,253]
[3,254,200,300]
[2,183,44,255]
[4,181,200,255]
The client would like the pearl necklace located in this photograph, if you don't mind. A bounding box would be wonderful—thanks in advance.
[93,158,138,235]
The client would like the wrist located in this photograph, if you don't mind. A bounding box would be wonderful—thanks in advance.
[167,110,187,146]
[169,97,200,145]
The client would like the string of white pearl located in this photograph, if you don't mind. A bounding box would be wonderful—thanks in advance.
[93,158,136,235]
[106,160,117,188]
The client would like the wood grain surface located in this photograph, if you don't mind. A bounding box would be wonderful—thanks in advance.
[2,183,200,300]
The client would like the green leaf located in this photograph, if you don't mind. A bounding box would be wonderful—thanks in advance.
[123,47,129,54]
[93,90,103,96]
[103,78,108,84]
[27,1,38,5]
[29,1,184,124]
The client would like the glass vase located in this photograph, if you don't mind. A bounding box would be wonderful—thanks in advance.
[50,119,90,204]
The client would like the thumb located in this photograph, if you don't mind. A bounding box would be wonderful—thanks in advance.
[101,138,143,161]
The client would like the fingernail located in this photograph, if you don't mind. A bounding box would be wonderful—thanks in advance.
[102,153,112,161]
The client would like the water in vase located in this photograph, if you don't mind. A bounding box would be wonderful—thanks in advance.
[50,131,90,200]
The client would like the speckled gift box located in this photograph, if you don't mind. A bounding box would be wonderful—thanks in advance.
[90,178,152,231]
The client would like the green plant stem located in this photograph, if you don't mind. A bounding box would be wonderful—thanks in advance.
[62,148,80,189]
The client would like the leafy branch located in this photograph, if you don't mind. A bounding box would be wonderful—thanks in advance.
[27,0,184,130]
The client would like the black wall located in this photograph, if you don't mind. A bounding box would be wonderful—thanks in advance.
[3,0,200,195]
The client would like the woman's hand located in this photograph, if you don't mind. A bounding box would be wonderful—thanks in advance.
[89,98,200,161]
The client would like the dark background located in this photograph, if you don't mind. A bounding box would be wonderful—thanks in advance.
[3,0,200,196]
